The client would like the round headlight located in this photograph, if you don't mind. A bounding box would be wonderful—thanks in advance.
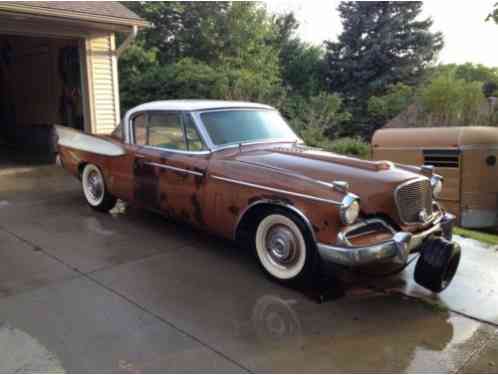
[340,194,360,225]
[431,176,443,199]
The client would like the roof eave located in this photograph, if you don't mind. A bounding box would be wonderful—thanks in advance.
[0,3,150,29]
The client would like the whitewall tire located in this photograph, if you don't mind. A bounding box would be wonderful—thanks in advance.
[81,164,116,212]
[255,213,308,281]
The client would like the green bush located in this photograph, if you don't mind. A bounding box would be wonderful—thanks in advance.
[326,137,370,159]
[300,133,370,159]
[367,83,415,123]
[283,92,351,139]
[419,71,486,125]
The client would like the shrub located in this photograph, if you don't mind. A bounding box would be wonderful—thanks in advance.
[419,71,486,125]
[283,92,351,139]
[326,137,370,159]
[300,133,370,159]
[367,83,415,123]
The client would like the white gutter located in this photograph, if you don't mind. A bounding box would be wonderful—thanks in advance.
[116,25,138,58]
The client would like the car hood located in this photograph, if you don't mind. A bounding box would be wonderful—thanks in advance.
[233,144,424,217]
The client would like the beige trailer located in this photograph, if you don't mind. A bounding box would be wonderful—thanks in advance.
[372,127,498,228]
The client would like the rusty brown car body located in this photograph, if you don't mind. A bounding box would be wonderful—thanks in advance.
[56,100,461,292]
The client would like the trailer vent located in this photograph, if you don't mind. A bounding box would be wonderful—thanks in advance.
[423,149,460,168]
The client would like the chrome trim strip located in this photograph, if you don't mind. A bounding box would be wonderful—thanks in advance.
[318,212,455,266]
[190,111,216,151]
[233,199,316,242]
[318,234,410,266]
[205,138,301,153]
[210,175,342,206]
[145,161,204,177]
[234,160,335,189]
[141,144,211,156]
[239,138,300,147]
[336,218,396,246]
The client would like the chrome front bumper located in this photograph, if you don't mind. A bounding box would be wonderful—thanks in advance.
[317,212,455,267]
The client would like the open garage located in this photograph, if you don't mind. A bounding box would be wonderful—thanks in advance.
[0,1,146,164]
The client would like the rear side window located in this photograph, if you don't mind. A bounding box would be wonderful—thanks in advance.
[131,111,206,152]
[148,112,186,150]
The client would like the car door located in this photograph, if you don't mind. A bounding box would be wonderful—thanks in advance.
[134,110,210,225]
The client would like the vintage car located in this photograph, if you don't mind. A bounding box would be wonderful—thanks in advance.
[56,100,461,293]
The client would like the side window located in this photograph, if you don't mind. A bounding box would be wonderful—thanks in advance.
[184,114,206,151]
[148,112,186,150]
[133,114,146,145]
[132,111,206,152]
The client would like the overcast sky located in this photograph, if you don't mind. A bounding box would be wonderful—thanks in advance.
[265,1,498,67]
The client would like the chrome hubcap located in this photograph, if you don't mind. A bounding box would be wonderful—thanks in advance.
[86,171,103,200]
[266,225,298,267]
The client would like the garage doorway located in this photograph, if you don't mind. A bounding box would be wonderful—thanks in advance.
[0,34,86,165]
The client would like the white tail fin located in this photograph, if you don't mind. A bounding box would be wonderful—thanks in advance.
[55,125,126,157]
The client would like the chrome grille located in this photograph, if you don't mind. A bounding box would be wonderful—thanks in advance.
[395,178,433,224]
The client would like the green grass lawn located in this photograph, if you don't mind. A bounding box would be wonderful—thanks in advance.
[454,227,498,246]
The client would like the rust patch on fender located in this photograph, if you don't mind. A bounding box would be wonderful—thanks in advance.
[193,167,205,189]
[228,205,240,216]
[133,158,160,208]
[191,193,204,224]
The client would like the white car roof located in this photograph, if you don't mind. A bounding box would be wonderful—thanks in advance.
[128,100,275,113]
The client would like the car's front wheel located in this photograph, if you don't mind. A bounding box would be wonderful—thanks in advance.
[254,210,316,284]
[81,163,116,212]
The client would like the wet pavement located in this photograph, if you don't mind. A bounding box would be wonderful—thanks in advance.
[1,162,498,372]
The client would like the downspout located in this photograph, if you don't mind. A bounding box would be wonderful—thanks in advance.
[116,25,138,58]
[114,25,138,142]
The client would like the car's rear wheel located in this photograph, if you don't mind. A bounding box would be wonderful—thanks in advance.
[81,163,116,212]
[254,209,316,284]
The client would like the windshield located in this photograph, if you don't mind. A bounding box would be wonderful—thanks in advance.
[200,110,298,147]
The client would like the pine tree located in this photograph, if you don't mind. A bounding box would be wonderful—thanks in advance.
[325,1,443,135]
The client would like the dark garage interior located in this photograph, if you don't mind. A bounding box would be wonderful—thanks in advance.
[0,34,84,165]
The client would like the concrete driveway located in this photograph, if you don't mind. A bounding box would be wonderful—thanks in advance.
[1,162,497,372]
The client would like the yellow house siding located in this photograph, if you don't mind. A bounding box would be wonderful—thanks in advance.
[85,33,120,134]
